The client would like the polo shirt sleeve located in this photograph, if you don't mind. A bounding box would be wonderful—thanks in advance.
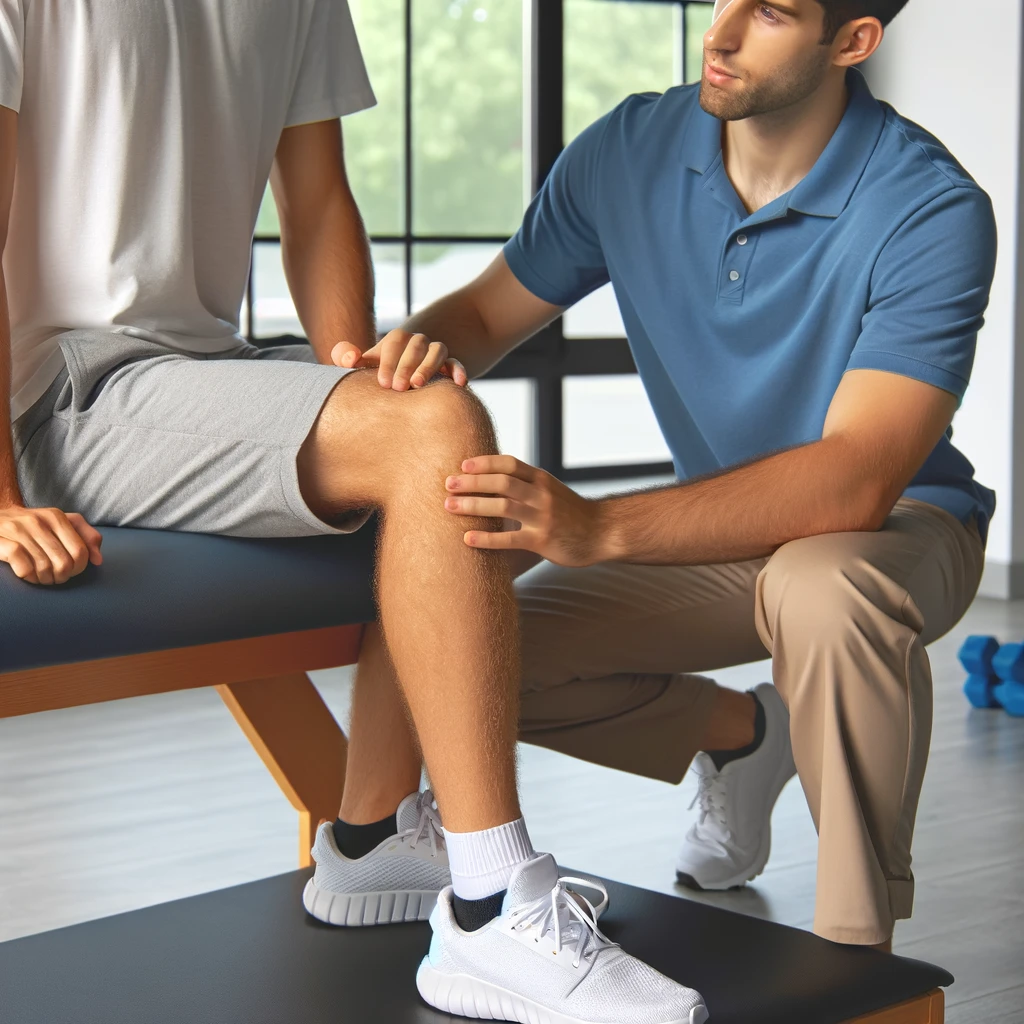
[0,0,25,113]
[846,185,997,401]
[285,0,376,128]
[503,112,613,308]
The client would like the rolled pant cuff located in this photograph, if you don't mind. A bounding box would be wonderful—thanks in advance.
[888,876,915,922]
[814,877,914,945]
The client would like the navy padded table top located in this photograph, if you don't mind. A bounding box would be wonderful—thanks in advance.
[0,869,951,1024]
[0,524,377,673]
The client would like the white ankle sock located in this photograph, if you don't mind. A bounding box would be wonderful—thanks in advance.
[443,817,536,901]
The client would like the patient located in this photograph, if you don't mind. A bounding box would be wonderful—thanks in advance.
[0,2,708,1022]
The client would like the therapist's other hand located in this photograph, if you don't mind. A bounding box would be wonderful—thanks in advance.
[331,330,468,391]
[0,505,103,584]
[444,456,605,568]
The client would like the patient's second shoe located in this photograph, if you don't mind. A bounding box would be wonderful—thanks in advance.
[303,789,450,926]
[417,853,709,1024]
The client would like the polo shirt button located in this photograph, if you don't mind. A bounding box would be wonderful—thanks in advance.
[729,270,740,282]
[737,234,748,245]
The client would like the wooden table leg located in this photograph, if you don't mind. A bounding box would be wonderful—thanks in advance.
[217,672,348,867]
[844,989,945,1024]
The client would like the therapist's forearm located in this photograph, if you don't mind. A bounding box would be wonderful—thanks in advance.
[401,292,514,380]
[281,190,375,365]
[595,435,891,566]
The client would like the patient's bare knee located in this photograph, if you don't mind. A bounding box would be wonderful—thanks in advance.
[299,372,497,513]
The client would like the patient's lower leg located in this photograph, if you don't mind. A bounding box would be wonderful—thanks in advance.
[338,622,422,826]
[299,374,530,914]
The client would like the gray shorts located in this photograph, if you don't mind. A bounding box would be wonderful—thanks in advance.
[13,329,364,537]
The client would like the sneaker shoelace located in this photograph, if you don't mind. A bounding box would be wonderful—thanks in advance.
[401,789,445,858]
[509,876,617,970]
[688,770,733,837]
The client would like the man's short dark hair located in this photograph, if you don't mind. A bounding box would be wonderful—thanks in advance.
[815,1,910,43]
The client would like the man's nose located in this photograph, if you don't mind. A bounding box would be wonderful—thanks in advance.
[707,0,744,49]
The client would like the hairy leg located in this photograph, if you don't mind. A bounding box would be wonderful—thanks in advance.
[338,621,422,824]
[339,550,543,825]
[298,372,521,832]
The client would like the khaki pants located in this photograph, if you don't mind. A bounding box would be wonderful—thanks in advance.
[514,498,985,944]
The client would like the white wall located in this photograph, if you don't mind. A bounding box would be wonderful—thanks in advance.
[867,1,1024,596]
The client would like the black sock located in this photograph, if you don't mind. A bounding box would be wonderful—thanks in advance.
[452,891,506,932]
[706,691,766,772]
[332,812,398,860]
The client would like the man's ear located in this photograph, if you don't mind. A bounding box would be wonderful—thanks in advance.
[832,17,885,68]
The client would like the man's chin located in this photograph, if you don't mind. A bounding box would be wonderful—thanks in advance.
[699,85,743,121]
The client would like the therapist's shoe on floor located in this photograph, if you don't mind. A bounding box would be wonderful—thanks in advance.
[417,853,709,1024]
[675,682,797,892]
[303,789,450,926]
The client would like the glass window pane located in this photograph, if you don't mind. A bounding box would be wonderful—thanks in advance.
[346,0,405,235]
[472,379,536,463]
[411,243,502,313]
[565,1,682,145]
[240,280,250,338]
[412,0,524,235]
[686,2,715,83]
[253,0,404,240]
[255,184,279,239]
[563,374,671,469]
[252,241,300,338]
[252,242,408,340]
[372,243,408,334]
[563,282,625,339]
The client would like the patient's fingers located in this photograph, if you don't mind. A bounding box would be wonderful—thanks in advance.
[65,513,104,564]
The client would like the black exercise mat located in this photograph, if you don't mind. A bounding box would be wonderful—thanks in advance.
[0,869,952,1024]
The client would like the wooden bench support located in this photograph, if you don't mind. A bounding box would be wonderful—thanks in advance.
[0,625,364,718]
[1,624,365,864]
[847,988,944,1023]
[218,673,349,867]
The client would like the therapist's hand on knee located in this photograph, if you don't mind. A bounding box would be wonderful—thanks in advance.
[0,505,103,585]
[444,456,603,568]
[331,330,468,392]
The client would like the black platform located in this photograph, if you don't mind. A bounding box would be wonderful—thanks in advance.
[0,869,951,1024]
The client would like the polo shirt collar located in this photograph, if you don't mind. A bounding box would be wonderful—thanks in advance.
[683,67,887,220]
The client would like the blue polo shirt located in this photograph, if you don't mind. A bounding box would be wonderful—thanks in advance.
[505,68,998,544]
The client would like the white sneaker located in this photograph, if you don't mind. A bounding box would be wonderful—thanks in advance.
[417,853,709,1024]
[302,789,450,926]
[675,682,797,891]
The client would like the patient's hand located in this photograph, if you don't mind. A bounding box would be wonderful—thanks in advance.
[0,505,103,585]
[331,329,467,391]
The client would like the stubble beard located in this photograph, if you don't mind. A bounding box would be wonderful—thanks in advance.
[698,48,832,122]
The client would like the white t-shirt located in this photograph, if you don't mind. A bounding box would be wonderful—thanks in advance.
[0,0,375,421]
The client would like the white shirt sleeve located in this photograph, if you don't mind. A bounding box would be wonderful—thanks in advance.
[0,0,25,113]
[285,0,376,128]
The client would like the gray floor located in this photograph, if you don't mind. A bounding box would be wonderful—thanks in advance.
[1,598,1022,1022]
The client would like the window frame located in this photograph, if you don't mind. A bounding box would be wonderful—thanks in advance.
[249,0,713,482]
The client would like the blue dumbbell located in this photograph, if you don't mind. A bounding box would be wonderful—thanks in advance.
[958,635,1001,709]
[992,642,1024,717]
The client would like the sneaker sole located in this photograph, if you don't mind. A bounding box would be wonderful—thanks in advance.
[674,823,771,892]
[416,961,709,1024]
[302,878,439,926]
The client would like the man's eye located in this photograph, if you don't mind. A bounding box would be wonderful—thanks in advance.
[758,4,779,21]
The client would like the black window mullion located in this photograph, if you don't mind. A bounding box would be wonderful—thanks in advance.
[530,0,565,477]
[403,0,414,318]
